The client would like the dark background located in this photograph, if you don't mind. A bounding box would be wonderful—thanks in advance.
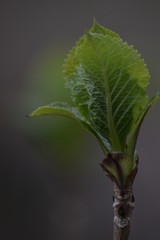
[1,0,160,239]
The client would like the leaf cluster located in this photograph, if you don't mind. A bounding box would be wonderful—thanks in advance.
[30,20,160,187]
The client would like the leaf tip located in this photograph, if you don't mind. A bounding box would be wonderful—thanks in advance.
[93,18,99,26]
[27,111,35,118]
[91,18,101,33]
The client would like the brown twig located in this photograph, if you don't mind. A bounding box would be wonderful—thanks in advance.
[113,185,134,240]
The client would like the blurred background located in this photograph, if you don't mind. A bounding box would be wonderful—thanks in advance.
[1,0,160,239]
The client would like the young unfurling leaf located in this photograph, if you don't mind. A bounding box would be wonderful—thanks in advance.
[30,19,160,185]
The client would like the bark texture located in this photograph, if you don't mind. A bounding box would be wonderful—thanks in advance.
[113,185,134,240]
[100,153,138,240]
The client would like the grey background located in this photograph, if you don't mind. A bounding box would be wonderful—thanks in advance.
[1,0,160,239]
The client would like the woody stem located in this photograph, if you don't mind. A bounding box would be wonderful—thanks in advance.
[113,185,134,240]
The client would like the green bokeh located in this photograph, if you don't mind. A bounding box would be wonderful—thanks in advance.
[14,48,89,168]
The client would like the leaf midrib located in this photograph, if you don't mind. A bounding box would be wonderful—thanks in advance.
[87,33,122,151]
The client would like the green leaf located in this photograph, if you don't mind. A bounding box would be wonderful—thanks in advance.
[127,91,160,159]
[30,20,160,187]
[64,19,150,153]
[29,102,112,153]
[30,102,79,119]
